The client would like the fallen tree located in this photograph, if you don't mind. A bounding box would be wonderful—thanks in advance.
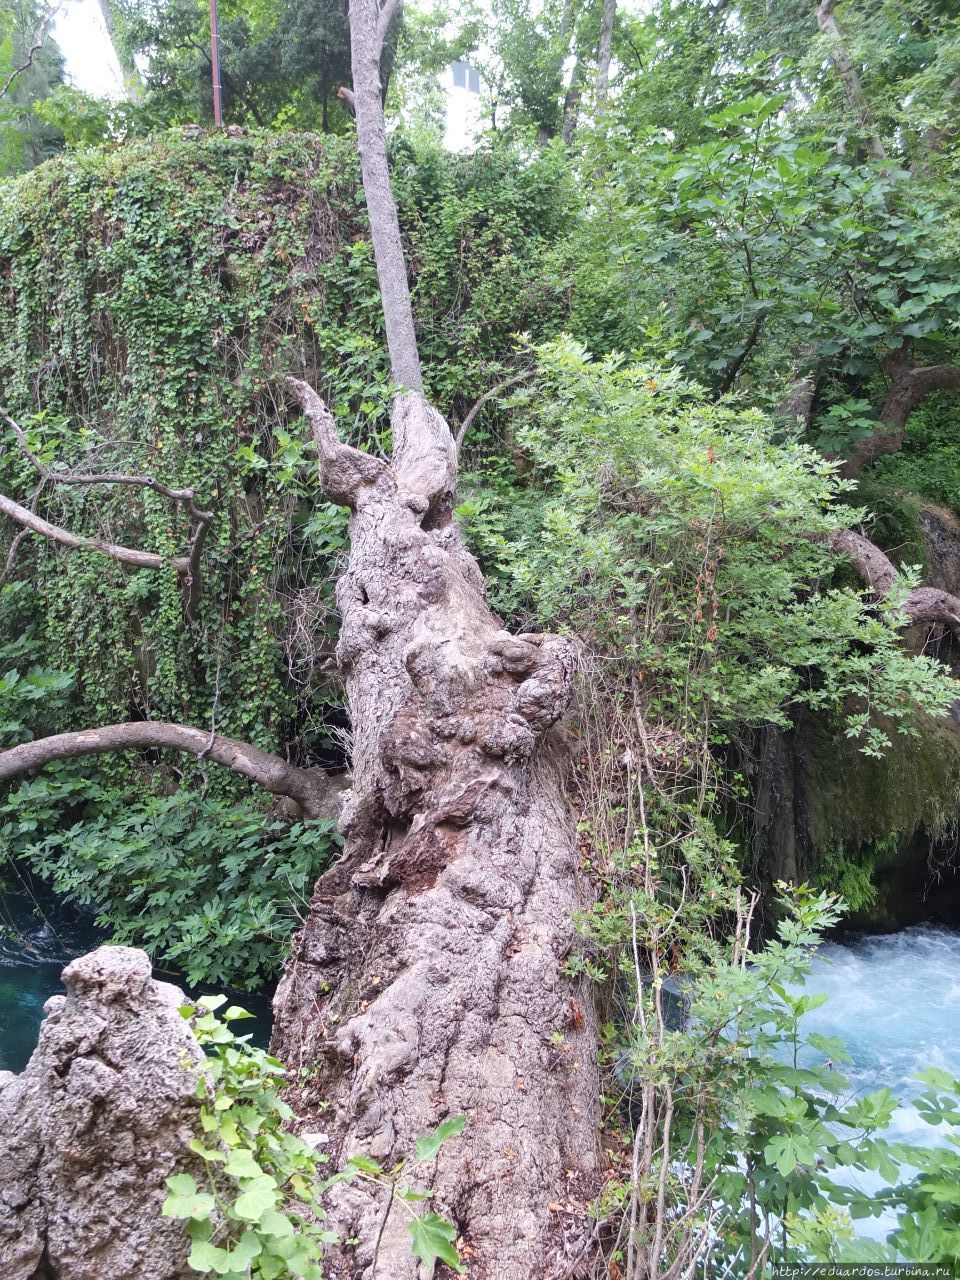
[265,1,601,1274]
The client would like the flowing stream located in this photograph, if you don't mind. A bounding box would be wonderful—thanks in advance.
[799,925,960,1241]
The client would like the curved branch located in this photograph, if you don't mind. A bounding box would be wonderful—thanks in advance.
[0,527,31,588]
[286,377,393,507]
[1,404,214,610]
[455,370,532,454]
[0,722,346,822]
[828,527,960,637]
[0,2,61,101]
[840,346,960,477]
[0,489,190,572]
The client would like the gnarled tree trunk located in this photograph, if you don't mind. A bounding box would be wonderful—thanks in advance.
[271,381,599,1278]
[270,3,599,1273]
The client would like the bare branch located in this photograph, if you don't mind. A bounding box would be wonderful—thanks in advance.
[455,370,532,453]
[0,721,347,821]
[375,0,403,51]
[0,2,61,101]
[286,376,393,507]
[0,527,31,589]
[0,489,190,572]
[0,403,214,610]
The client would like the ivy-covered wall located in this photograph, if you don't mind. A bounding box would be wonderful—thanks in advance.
[0,128,575,784]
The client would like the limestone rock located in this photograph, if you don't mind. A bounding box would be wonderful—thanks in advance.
[0,946,203,1280]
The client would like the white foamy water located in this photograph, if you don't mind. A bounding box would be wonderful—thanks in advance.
[804,927,960,1113]
[799,926,960,1240]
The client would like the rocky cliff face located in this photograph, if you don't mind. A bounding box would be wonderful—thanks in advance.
[0,946,201,1280]
[749,498,960,928]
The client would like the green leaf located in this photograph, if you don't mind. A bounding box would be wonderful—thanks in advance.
[414,1115,467,1163]
[407,1212,465,1274]
[162,1173,216,1220]
[224,1149,264,1179]
[188,1239,233,1274]
[232,1177,279,1222]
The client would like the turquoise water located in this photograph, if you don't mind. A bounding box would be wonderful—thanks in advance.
[804,926,960,1107]
[0,891,273,1072]
[801,925,960,1239]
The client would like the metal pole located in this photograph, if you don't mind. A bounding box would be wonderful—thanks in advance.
[209,0,223,125]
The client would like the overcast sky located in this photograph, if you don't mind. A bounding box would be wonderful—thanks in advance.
[53,0,124,98]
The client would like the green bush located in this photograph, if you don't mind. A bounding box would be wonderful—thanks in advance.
[463,339,957,754]
[13,791,339,989]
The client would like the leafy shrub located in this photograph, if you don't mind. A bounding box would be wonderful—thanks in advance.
[166,997,468,1278]
[16,793,339,989]
[464,339,957,754]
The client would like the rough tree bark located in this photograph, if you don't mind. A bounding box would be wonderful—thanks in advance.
[0,722,345,821]
[270,1,600,1275]
[828,527,960,636]
[840,342,960,478]
[595,0,616,108]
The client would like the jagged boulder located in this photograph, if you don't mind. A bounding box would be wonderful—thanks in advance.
[0,946,202,1280]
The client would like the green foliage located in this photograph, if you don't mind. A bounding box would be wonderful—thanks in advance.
[0,131,574,785]
[812,845,880,915]
[165,997,468,1278]
[567,95,960,411]
[119,0,354,135]
[592,876,960,1272]
[467,340,957,752]
[10,791,339,988]
[0,1,64,175]
[0,583,73,745]
[165,996,338,1279]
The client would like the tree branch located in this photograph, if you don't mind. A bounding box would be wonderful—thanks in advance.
[0,527,31,589]
[455,370,532,454]
[839,346,960,477]
[0,2,61,101]
[816,0,886,162]
[0,489,192,572]
[1,404,214,611]
[0,722,346,821]
[286,377,393,507]
[828,527,960,637]
[717,308,768,396]
[375,0,403,52]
